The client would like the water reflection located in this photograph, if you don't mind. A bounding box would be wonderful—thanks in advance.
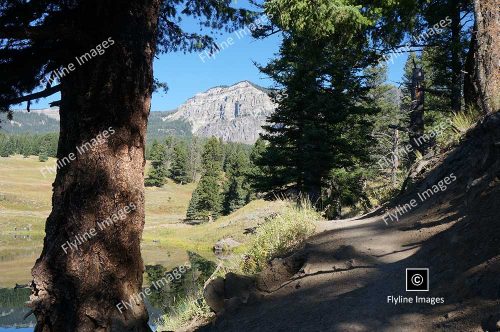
[0,289,35,329]
[0,251,217,331]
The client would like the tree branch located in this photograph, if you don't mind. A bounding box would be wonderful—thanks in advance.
[421,87,451,97]
[1,85,61,107]
[0,26,47,40]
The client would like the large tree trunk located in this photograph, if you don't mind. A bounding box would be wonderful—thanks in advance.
[450,0,463,113]
[29,1,160,331]
[463,26,479,108]
[409,67,425,161]
[471,0,500,113]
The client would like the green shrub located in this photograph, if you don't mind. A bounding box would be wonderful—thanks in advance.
[441,106,482,145]
[38,150,48,162]
[241,200,319,274]
[155,289,212,331]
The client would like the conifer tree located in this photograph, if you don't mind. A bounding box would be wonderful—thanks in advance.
[38,147,48,162]
[145,140,168,187]
[186,137,224,221]
[0,1,259,328]
[185,189,201,221]
[170,140,191,184]
[414,0,473,113]
[187,136,203,182]
[222,146,252,214]
[253,7,378,203]
[0,136,11,157]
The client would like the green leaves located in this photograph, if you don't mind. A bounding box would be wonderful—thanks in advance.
[186,138,224,221]
[265,0,374,40]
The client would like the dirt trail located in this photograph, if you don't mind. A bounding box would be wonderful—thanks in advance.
[198,114,500,332]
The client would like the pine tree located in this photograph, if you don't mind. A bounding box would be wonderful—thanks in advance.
[223,176,249,215]
[366,64,408,188]
[0,134,10,157]
[38,147,48,162]
[163,136,177,171]
[170,140,191,184]
[0,141,10,157]
[186,137,224,221]
[253,24,378,203]
[187,136,203,182]
[414,0,473,113]
[222,146,252,214]
[145,140,168,187]
[185,189,201,220]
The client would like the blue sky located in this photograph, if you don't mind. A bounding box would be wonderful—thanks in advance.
[29,1,407,112]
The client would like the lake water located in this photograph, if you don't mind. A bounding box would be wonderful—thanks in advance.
[0,287,162,331]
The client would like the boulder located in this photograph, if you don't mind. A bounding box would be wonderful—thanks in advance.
[224,272,253,301]
[203,273,256,315]
[213,238,242,253]
[256,253,306,292]
[203,277,225,313]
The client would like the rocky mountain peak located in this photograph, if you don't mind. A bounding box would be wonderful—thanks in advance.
[164,81,275,144]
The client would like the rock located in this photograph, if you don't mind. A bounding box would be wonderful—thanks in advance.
[164,81,276,144]
[203,277,225,313]
[224,297,243,314]
[224,272,253,301]
[11,81,275,144]
[256,253,306,292]
[213,238,242,253]
[203,273,256,315]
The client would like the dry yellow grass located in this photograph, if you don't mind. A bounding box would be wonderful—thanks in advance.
[0,156,283,287]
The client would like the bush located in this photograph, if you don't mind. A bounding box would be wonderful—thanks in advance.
[241,200,319,274]
[153,253,217,331]
[38,151,48,162]
[155,289,212,331]
[451,106,482,139]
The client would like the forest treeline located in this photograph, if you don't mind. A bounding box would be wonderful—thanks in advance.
[0,132,58,160]
[244,0,488,219]
[144,136,256,220]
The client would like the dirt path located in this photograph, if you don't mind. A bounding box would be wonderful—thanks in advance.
[200,205,498,331]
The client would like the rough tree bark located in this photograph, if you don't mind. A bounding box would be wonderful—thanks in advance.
[470,0,500,113]
[409,66,425,161]
[29,0,160,331]
[391,129,400,188]
[463,26,479,108]
[450,0,463,113]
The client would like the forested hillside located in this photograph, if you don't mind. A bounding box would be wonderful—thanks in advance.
[0,111,59,134]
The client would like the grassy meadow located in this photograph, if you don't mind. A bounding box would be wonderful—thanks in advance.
[0,155,283,287]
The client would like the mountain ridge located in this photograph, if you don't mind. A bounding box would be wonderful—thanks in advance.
[164,81,275,143]
[0,81,275,144]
